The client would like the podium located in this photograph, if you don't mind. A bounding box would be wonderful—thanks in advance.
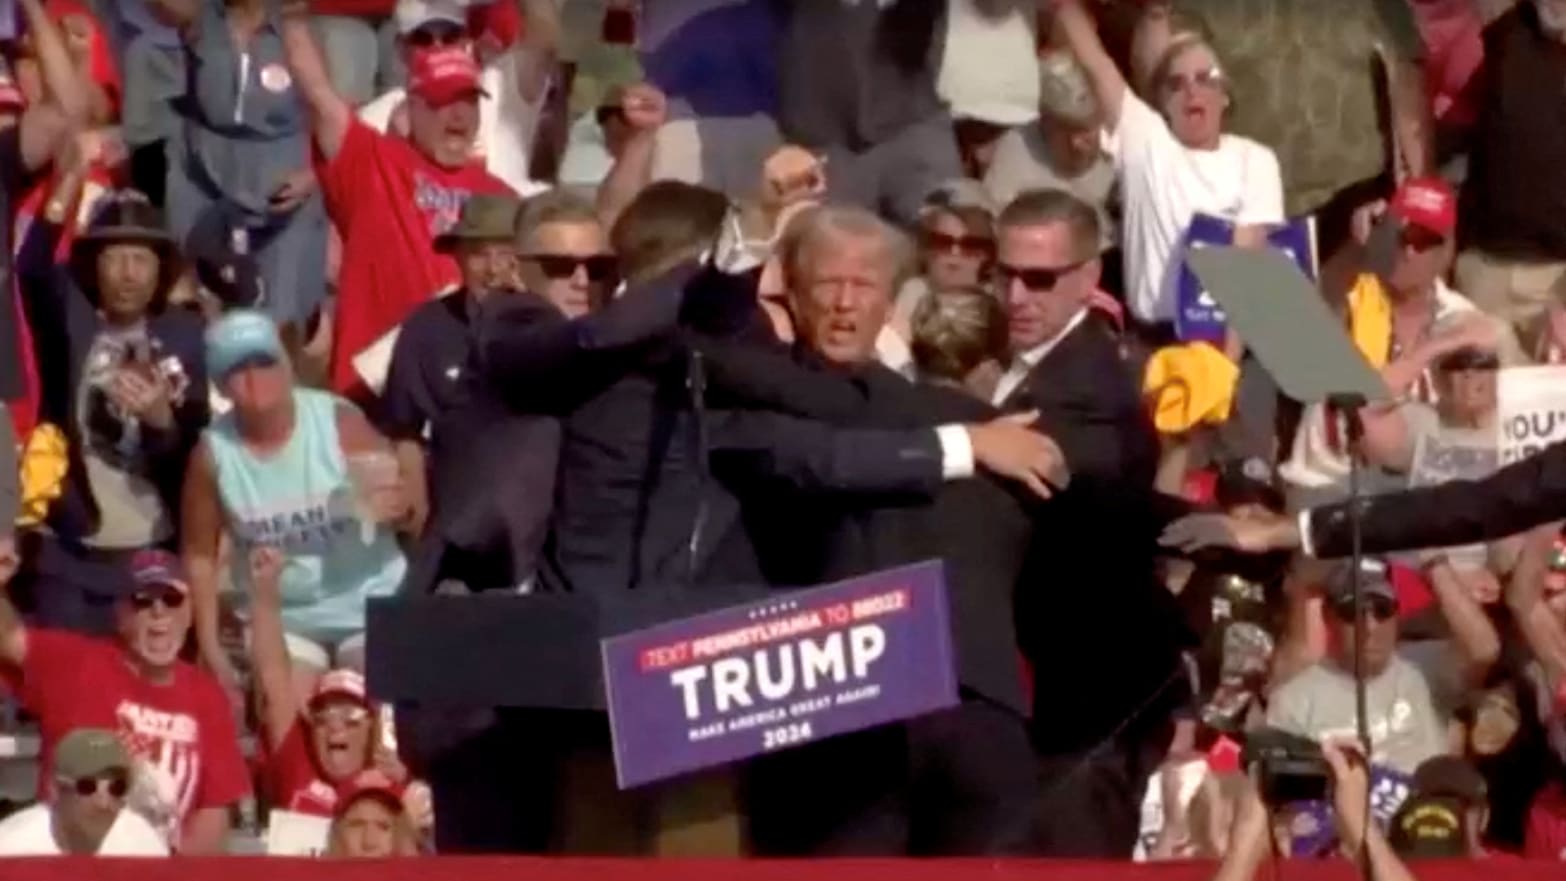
[364,585,778,856]
[365,584,775,711]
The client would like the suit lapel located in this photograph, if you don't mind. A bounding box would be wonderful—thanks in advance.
[1000,319,1092,409]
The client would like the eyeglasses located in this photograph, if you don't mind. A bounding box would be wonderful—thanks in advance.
[924,231,993,258]
[523,254,619,283]
[62,774,130,799]
[407,23,467,49]
[129,588,186,611]
[996,259,1087,292]
[1331,596,1397,623]
[311,705,371,727]
[1161,67,1225,94]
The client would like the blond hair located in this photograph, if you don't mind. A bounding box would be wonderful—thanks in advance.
[910,287,1009,383]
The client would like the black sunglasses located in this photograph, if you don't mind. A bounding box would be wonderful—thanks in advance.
[65,774,130,799]
[595,104,626,127]
[925,231,993,257]
[407,23,467,49]
[996,259,1087,292]
[1331,596,1397,623]
[130,588,186,611]
[523,253,618,283]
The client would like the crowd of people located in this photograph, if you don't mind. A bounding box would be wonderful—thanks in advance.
[0,0,1564,872]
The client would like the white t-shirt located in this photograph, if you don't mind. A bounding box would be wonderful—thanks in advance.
[359,46,549,197]
[936,0,1039,126]
[1104,91,1284,323]
[0,803,170,856]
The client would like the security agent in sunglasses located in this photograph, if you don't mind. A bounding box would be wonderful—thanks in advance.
[0,548,249,854]
[0,727,167,856]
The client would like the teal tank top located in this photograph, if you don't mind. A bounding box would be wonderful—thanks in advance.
[206,388,406,643]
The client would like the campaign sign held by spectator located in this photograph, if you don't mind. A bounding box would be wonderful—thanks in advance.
[1175,214,1318,343]
[1500,365,1566,466]
[601,561,958,789]
[1409,427,1498,570]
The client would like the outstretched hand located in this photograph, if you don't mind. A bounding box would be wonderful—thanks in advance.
[1159,511,1301,554]
[968,410,1071,501]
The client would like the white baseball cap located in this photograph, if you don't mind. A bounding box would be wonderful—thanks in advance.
[396,0,468,36]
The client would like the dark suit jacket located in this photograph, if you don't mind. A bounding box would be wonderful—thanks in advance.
[1307,436,1566,558]
[477,263,951,604]
[991,316,1192,753]
[697,339,1034,716]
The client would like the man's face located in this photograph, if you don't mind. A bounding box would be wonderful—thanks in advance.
[790,233,896,365]
[309,697,374,782]
[115,584,191,670]
[517,221,611,318]
[96,243,161,322]
[1044,116,1102,172]
[1385,224,1451,295]
[408,93,482,169]
[336,798,401,858]
[1158,43,1226,149]
[1329,596,1399,677]
[922,210,992,291]
[456,239,518,292]
[223,357,293,415]
[998,221,1098,352]
[57,772,130,848]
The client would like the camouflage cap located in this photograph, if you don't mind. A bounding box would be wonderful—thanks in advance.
[433,193,523,253]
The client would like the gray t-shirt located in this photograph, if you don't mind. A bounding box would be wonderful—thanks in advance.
[1266,650,1451,775]
[982,125,1117,250]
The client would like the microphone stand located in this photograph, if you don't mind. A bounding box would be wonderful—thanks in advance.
[1327,391,1375,881]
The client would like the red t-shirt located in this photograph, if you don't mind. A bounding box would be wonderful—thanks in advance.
[1409,0,1485,128]
[7,630,250,846]
[264,718,340,818]
[316,119,512,393]
[1526,782,1566,860]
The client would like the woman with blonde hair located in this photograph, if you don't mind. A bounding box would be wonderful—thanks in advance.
[1051,0,1283,345]
[909,286,1010,400]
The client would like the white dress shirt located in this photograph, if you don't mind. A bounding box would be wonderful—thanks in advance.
[991,308,1088,406]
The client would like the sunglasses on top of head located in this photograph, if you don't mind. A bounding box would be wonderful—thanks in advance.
[1331,595,1397,623]
[924,231,993,257]
[523,254,619,283]
[129,587,186,611]
[995,259,1088,292]
[62,774,130,799]
[408,22,468,49]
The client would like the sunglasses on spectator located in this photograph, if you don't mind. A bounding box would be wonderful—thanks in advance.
[311,705,371,727]
[61,774,130,799]
[996,260,1087,292]
[408,23,467,48]
[129,588,186,611]
[924,232,993,257]
[1161,67,1225,94]
[595,105,626,127]
[523,254,618,283]
[1330,596,1397,622]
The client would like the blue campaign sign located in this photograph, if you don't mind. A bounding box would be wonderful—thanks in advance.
[600,561,958,789]
[1175,214,1319,343]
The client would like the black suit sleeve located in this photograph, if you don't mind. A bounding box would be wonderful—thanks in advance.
[695,335,873,422]
[711,410,944,498]
[1308,439,1566,558]
[479,263,701,393]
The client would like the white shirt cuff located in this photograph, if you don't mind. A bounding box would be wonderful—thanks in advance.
[935,424,975,480]
[1297,510,1317,557]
